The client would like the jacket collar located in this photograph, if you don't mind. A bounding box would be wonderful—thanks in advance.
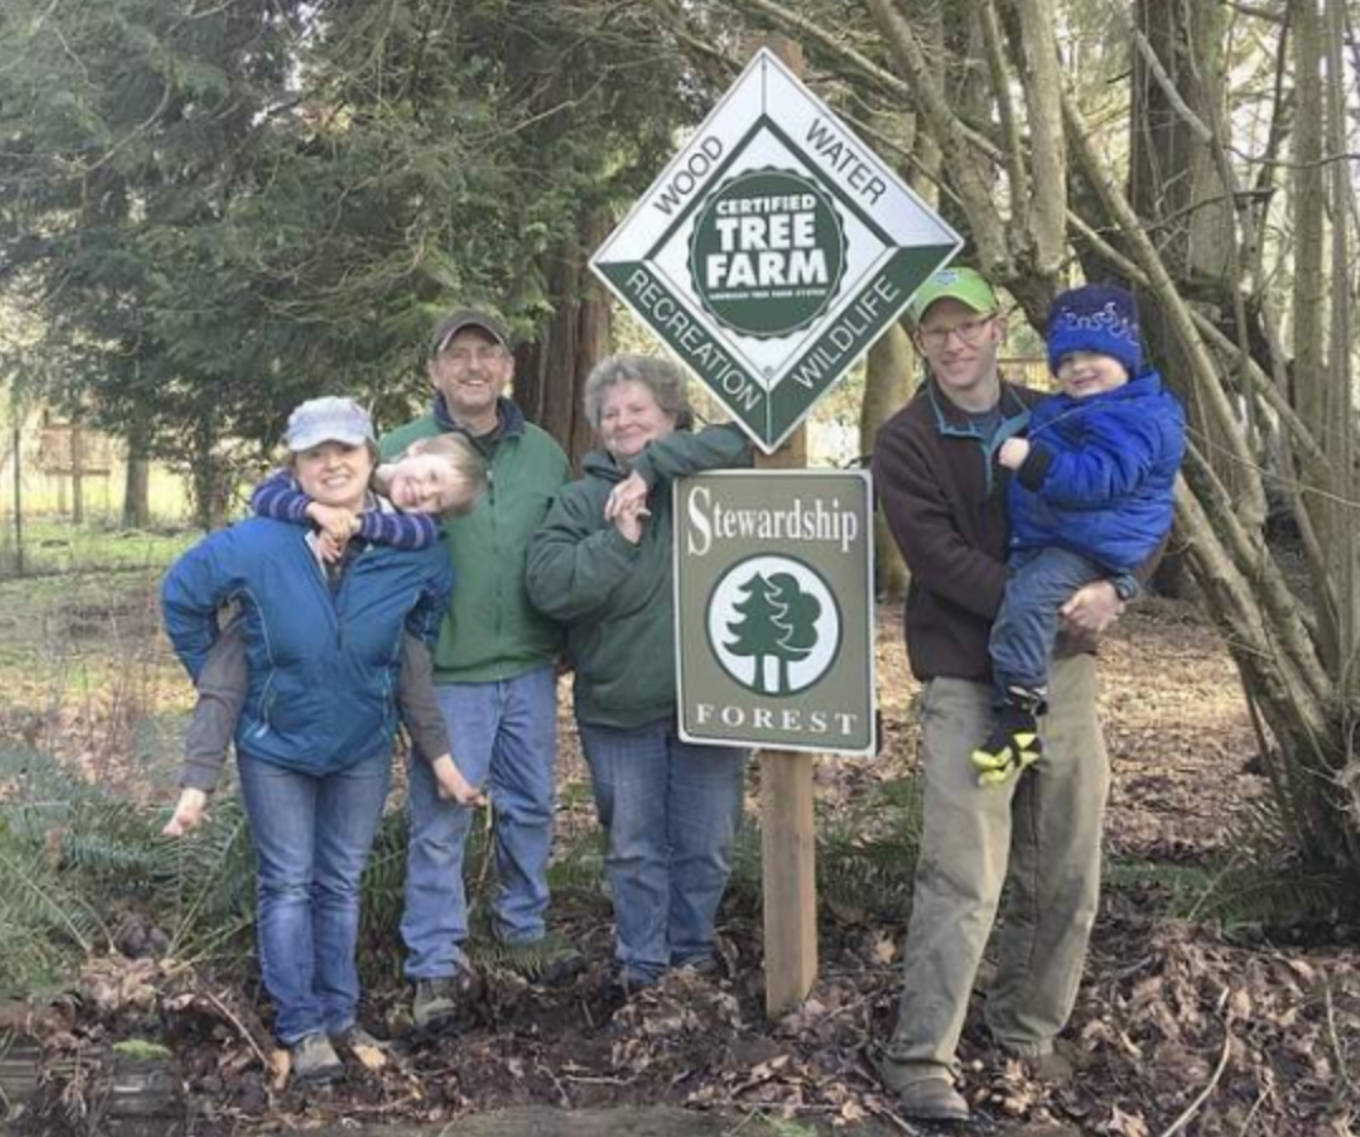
[582,447,628,485]
[432,393,526,438]
[924,378,1031,439]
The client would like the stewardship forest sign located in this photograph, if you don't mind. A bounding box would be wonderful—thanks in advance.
[591,48,962,452]
[674,470,874,756]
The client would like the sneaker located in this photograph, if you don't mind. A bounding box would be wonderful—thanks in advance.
[498,933,587,986]
[971,687,1046,786]
[290,1031,343,1085]
[412,969,479,1034]
[896,1076,970,1122]
[330,1024,388,1071]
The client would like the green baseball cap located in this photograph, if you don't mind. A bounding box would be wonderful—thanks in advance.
[906,266,999,322]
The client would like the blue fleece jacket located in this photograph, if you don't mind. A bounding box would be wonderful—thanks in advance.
[1008,369,1185,572]
[162,517,453,776]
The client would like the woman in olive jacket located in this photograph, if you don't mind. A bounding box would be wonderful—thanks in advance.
[526,354,751,991]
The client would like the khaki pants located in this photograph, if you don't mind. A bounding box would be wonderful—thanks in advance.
[881,654,1109,1087]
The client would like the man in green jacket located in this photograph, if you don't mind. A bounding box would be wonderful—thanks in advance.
[383,308,574,1032]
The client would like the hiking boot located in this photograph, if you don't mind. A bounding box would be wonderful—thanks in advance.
[290,1031,343,1085]
[673,952,720,977]
[412,969,479,1034]
[896,1076,970,1123]
[498,933,587,986]
[330,1024,388,1072]
[609,963,662,998]
[1001,1038,1078,1085]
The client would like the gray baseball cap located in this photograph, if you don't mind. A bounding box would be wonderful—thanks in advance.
[429,307,512,357]
[284,396,375,452]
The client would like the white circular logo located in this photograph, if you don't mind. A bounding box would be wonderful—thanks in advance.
[706,555,840,696]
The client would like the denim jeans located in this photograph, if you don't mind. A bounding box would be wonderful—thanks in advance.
[401,666,557,979]
[880,655,1109,1086]
[990,546,1106,695]
[578,718,748,983]
[236,750,390,1045]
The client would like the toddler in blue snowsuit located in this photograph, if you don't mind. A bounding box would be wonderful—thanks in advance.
[972,284,1186,785]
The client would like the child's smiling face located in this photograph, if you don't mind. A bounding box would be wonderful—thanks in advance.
[1055,351,1129,398]
[386,452,478,514]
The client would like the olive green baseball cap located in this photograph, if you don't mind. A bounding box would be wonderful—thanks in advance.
[906,266,999,322]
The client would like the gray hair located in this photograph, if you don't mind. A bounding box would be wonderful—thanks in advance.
[582,353,693,432]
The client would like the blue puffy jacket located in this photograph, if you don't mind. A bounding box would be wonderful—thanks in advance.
[162,517,453,776]
[1008,369,1185,572]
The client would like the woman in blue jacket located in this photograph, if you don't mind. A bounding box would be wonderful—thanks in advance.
[161,397,452,1082]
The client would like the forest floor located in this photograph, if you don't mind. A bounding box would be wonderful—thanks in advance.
[1,566,1357,1137]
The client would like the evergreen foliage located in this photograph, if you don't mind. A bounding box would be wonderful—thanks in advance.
[0,0,699,510]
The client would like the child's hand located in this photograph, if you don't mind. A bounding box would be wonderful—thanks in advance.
[163,788,208,836]
[316,530,347,563]
[430,754,486,807]
[306,502,360,544]
[998,437,1030,469]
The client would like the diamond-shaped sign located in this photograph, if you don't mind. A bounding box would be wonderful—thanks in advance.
[591,48,962,453]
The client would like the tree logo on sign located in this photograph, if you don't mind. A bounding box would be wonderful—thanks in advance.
[688,168,847,339]
[707,555,840,694]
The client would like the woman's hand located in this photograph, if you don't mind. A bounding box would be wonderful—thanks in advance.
[604,471,650,523]
[998,437,1030,470]
[306,502,360,544]
[163,788,208,836]
[1060,579,1124,635]
[613,497,648,544]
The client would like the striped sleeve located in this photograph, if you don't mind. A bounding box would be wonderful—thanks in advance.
[249,470,311,523]
[357,509,439,549]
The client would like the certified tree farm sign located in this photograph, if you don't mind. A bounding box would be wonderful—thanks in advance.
[674,470,875,755]
[592,48,961,452]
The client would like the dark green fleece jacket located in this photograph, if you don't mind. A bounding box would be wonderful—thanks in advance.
[381,396,569,683]
[525,424,751,728]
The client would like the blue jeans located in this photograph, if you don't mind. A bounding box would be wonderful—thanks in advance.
[236,751,390,1045]
[578,718,748,983]
[401,666,557,979]
[990,546,1116,695]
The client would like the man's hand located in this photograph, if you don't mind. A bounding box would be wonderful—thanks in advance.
[1060,579,1124,635]
[163,788,208,836]
[998,437,1030,470]
[306,502,360,544]
[604,471,649,522]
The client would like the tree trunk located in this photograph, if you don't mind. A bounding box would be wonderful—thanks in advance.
[514,206,611,468]
[862,323,913,601]
[122,418,151,529]
[1127,0,1234,597]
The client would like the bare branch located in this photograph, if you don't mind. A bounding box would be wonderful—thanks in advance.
[866,0,1010,275]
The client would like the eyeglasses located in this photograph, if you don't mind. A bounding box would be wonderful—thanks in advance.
[916,313,998,352]
[438,344,505,369]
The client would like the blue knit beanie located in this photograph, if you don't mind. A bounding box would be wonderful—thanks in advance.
[1046,284,1142,377]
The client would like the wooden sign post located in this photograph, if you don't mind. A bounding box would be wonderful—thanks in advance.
[754,406,819,1016]
[590,33,960,1020]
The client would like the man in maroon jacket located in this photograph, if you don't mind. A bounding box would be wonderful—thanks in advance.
[870,267,1123,1122]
